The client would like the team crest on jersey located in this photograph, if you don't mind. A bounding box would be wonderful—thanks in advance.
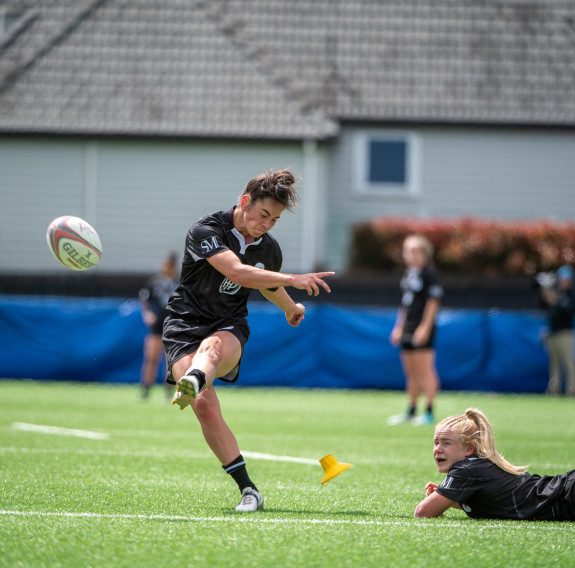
[218,263,265,295]
[219,278,241,295]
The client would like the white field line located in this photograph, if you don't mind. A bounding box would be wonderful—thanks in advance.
[3,441,570,471]
[4,431,318,465]
[11,422,109,440]
[0,509,381,526]
[243,451,319,466]
[0,510,569,531]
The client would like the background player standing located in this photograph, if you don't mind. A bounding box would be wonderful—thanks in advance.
[389,234,443,426]
[538,265,575,396]
[139,252,179,399]
[162,169,334,512]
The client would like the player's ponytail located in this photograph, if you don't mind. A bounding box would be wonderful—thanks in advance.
[437,408,527,475]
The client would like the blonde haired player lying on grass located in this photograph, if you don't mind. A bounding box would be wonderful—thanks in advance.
[415,408,575,520]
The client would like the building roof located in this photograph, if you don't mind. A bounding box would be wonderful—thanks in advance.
[0,0,574,140]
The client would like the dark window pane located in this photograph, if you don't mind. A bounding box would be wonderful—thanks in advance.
[369,140,407,184]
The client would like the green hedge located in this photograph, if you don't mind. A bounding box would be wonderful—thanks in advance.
[350,217,575,275]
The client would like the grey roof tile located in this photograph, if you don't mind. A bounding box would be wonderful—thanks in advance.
[0,0,574,138]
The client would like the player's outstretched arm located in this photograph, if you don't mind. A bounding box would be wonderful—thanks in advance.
[289,272,334,296]
[208,250,334,295]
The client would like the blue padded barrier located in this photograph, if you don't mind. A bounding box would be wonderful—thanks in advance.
[0,296,552,392]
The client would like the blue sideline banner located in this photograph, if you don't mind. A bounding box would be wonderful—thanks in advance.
[0,296,550,392]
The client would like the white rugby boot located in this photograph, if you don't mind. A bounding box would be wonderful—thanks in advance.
[235,488,264,512]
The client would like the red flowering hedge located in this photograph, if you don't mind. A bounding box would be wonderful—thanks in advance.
[350,217,575,275]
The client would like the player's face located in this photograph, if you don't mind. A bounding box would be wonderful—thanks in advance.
[239,196,285,239]
[403,240,427,269]
[433,428,473,473]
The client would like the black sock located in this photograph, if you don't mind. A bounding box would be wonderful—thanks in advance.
[222,454,257,493]
[408,405,416,417]
[426,404,433,415]
[185,369,206,393]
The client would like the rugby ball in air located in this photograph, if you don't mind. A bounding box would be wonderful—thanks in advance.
[46,215,102,271]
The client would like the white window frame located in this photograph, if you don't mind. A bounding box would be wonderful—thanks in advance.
[353,131,421,196]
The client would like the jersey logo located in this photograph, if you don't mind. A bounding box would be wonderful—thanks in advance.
[219,277,241,295]
[429,284,443,298]
[401,291,414,307]
[201,236,219,254]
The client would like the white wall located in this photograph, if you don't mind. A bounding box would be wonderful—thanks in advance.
[0,137,309,274]
[325,126,575,272]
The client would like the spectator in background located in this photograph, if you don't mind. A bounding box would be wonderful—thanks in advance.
[389,234,443,426]
[538,265,575,396]
[139,252,179,399]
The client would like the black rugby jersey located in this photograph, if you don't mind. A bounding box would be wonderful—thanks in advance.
[436,457,575,521]
[400,265,443,333]
[167,207,283,322]
[139,273,178,319]
[547,288,575,333]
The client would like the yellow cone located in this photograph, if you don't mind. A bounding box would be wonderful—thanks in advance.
[319,454,352,485]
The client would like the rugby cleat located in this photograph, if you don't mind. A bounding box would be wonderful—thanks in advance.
[176,374,200,398]
[235,488,264,512]
[171,390,191,410]
[171,374,202,410]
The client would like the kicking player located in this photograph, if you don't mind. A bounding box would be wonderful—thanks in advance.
[162,169,334,512]
[415,407,575,520]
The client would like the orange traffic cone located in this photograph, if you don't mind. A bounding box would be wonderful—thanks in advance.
[319,454,352,485]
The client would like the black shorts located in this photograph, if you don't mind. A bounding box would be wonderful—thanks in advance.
[401,327,436,351]
[162,315,250,385]
[150,314,167,336]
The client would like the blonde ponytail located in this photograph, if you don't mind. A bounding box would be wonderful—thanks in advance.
[437,408,527,475]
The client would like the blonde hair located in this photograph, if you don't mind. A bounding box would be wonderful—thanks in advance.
[436,408,527,475]
[404,234,434,264]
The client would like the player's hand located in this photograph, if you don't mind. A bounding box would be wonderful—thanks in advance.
[285,303,305,327]
[292,272,335,296]
[143,311,157,327]
[390,327,402,347]
[425,482,439,497]
[413,325,430,346]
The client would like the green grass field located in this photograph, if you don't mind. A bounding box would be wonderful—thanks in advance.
[1,380,574,567]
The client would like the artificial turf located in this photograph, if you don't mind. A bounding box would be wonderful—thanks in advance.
[1,380,574,567]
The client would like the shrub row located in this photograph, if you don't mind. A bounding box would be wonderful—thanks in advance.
[350,217,575,275]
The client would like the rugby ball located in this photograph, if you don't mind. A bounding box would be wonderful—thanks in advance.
[46,215,102,271]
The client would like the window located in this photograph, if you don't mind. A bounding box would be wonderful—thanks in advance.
[354,131,420,195]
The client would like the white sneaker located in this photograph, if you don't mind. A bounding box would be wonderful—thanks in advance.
[387,412,414,426]
[413,412,434,426]
[235,488,264,512]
